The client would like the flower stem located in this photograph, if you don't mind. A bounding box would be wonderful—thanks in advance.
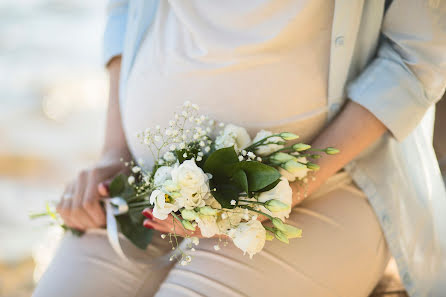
[128,201,152,208]
[29,212,50,219]
[239,205,273,220]
[238,199,265,206]
[244,134,283,151]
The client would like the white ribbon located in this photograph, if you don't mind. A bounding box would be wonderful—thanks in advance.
[104,197,131,263]
[103,197,175,265]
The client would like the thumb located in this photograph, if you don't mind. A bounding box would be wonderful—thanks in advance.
[97,179,113,197]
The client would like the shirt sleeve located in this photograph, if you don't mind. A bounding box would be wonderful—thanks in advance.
[103,0,129,66]
[347,0,446,141]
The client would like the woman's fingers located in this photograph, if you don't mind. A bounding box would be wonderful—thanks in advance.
[70,171,97,229]
[56,159,128,231]
[143,219,172,234]
[143,213,200,237]
[142,208,154,219]
[82,171,107,227]
[57,183,81,229]
[97,180,110,197]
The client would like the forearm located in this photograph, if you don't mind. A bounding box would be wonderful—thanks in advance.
[291,100,387,207]
[102,56,131,161]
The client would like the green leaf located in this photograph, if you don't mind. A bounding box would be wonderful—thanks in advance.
[116,214,153,250]
[236,161,281,192]
[109,173,138,202]
[210,181,241,208]
[231,169,248,193]
[127,205,147,225]
[257,177,281,192]
[120,186,137,202]
[203,146,239,179]
[109,174,126,197]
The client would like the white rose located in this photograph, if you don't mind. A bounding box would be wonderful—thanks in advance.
[181,190,209,210]
[149,189,179,220]
[196,215,220,238]
[258,177,292,221]
[215,124,251,151]
[252,130,284,156]
[231,220,266,258]
[153,166,173,186]
[171,159,210,209]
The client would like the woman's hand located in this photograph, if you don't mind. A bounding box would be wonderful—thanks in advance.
[57,152,128,231]
[56,56,134,231]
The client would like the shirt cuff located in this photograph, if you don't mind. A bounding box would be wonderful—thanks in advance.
[103,6,128,66]
[347,42,431,141]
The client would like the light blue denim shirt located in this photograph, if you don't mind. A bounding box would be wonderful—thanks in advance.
[103,1,446,296]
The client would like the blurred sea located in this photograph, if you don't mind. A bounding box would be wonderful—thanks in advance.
[1,0,107,293]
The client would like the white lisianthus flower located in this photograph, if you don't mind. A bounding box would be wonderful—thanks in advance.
[279,168,297,182]
[217,208,244,231]
[205,197,222,209]
[149,189,179,220]
[231,220,266,258]
[279,156,309,182]
[294,156,310,179]
[215,124,251,151]
[258,177,292,221]
[252,130,284,156]
[154,166,173,186]
[171,159,210,209]
[196,215,220,238]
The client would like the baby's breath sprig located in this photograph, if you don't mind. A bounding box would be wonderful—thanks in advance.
[137,101,216,168]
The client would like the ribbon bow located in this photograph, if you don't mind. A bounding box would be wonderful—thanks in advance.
[104,197,131,262]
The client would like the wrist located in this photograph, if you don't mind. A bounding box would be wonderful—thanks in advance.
[99,146,132,163]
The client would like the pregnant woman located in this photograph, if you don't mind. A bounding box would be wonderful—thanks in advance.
[33,1,446,297]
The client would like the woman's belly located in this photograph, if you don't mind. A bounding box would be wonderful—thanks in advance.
[123,62,328,167]
[122,0,333,167]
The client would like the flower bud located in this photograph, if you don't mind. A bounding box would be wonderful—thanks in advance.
[281,160,307,174]
[272,217,286,231]
[182,220,196,231]
[274,230,289,244]
[292,143,311,151]
[306,162,320,170]
[199,206,218,216]
[270,152,295,165]
[280,132,299,140]
[264,200,290,212]
[265,231,275,241]
[325,147,340,155]
[181,209,198,221]
[282,224,302,239]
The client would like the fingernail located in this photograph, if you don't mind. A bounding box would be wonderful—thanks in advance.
[98,182,109,196]
[142,208,153,219]
[143,220,154,229]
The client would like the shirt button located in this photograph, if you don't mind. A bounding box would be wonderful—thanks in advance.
[335,36,344,47]
[381,214,390,225]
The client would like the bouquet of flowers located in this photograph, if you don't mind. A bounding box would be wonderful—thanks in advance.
[33,101,338,263]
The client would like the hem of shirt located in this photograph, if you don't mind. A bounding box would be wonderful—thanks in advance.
[344,161,419,297]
